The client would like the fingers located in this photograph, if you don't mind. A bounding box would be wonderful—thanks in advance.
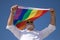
[11,5,18,9]
[11,5,18,12]
[50,8,54,12]
[49,8,56,16]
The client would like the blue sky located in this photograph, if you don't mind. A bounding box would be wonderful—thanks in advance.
[0,0,60,40]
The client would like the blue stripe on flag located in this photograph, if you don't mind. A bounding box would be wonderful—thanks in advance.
[13,20,18,25]
[18,9,28,20]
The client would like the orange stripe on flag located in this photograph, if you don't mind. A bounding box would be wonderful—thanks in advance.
[34,10,43,17]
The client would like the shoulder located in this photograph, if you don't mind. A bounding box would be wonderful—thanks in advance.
[48,24,56,29]
[6,24,16,29]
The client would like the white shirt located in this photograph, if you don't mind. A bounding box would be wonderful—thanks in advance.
[6,24,56,40]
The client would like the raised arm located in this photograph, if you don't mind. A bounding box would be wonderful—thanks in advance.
[39,8,56,39]
[50,8,56,25]
[6,5,21,39]
[7,5,18,25]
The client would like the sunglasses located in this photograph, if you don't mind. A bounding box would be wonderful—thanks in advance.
[26,21,33,24]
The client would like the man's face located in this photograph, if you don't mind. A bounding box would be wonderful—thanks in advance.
[26,21,34,31]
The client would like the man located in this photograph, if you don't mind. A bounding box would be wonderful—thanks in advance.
[6,5,56,40]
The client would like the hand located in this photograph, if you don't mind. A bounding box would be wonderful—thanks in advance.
[50,8,55,12]
[11,5,18,13]
[50,8,55,16]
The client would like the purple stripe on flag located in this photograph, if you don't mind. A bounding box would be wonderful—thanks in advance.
[14,8,22,20]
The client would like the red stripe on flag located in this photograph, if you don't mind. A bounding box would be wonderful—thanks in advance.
[16,21,26,30]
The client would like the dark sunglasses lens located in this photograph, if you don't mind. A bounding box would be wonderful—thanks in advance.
[31,21,33,23]
[27,22,29,23]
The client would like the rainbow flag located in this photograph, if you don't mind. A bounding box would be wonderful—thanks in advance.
[13,6,50,30]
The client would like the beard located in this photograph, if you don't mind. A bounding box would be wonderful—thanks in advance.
[25,24,34,30]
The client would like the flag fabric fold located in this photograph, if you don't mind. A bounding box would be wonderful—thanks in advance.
[13,6,50,30]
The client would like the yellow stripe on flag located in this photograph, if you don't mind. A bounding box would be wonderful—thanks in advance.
[27,10,38,20]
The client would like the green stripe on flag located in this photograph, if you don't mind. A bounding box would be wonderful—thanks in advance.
[22,9,32,20]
